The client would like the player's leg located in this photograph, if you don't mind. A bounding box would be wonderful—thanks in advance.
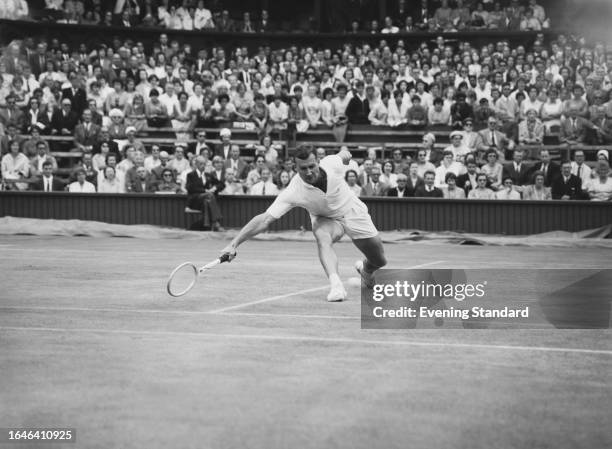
[342,208,387,288]
[312,216,346,301]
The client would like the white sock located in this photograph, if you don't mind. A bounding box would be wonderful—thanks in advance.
[329,273,342,288]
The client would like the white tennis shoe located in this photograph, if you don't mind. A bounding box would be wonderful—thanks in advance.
[327,284,347,302]
[355,260,376,289]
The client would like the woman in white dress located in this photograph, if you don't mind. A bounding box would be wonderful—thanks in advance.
[586,161,612,201]
[98,166,123,193]
[480,149,503,190]
[540,88,564,133]
[468,173,495,199]
[522,171,552,200]
[380,160,398,189]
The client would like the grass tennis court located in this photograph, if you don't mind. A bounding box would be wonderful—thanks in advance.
[1,235,611,449]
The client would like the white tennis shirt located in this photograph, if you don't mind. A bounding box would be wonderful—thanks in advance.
[267,155,363,219]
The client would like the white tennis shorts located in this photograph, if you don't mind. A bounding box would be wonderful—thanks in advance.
[311,202,378,240]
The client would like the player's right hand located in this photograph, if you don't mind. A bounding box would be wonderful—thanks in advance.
[220,245,237,262]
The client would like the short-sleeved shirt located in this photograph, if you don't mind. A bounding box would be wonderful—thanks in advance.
[266,155,363,219]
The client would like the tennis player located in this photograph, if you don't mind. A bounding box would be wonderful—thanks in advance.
[221,146,387,301]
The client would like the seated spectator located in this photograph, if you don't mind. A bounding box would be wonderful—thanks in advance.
[551,161,585,200]
[531,149,560,187]
[344,169,362,197]
[480,149,503,190]
[570,150,592,187]
[71,153,98,187]
[468,173,495,199]
[219,168,245,195]
[585,161,612,201]
[124,94,147,133]
[245,155,267,189]
[387,90,409,128]
[145,89,170,128]
[415,148,436,178]
[450,92,473,127]
[22,97,48,134]
[520,8,542,31]
[379,160,397,189]
[29,140,58,178]
[128,165,155,193]
[346,81,370,125]
[495,177,521,200]
[361,166,389,197]
[267,94,288,131]
[31,160,64,192]
[435,150,465,187]
[51,98,78,135]
[171,91,196,140]
[406,95,427,128]
[477,116,514,160]
[1,140,29,191]
[540,88,563,132]
[185,156,224,230]
[518,109,544,146]
[563,85,589,118]
[249,167,279,196]
[456,158,482,196]
[98,165,123,193]
[194,1,215,30]
[156,168,182,194]
[442,172,466,199]
[445,131,471,164]
[502,149,531,193]
[461,117,482,151]
[473,98,496,129]
[559,107,590,146]
[168,145,190,177]
[68,168,96,193]
[73,109,101,152]
[387,173,412,198]
[428,97,450,126]
[107,108,127,140]
[368,90,389,126]
[414,170,443,198]
[381,16,399,34]
[523,171,552,200]
[144,145,161,174]
[588,107,612,145]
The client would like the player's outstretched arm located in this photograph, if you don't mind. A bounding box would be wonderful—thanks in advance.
[220,212,277,260]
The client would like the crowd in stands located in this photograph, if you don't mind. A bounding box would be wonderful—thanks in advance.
[0,3,611,202]
[0,0,552,32]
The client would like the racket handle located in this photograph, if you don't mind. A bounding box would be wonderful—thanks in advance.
[219,251,235,263]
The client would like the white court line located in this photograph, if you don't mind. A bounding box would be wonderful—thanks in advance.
[208,260,445,314]
[1,326,610,356]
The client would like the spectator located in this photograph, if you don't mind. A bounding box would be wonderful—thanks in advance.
[361,166,388,197]
[344,169,362,197]
[523,171,552,200]
[1,139,29,190]
[68,168,96,193]
[415,170,443,198]
[586,161,612,201]
[502,149,531,193]
[73,109,101,152]
[518,109,544,146]
[559,107,590,146]
[456,158,482,196]
[435,150,465,187]
[185,156,224,230]
[156,168,182,194]
[478,116,514,160]
[31,160,64,192]
[551,161,584,200]
[249,167,278,196]
[98,165,123,193]
[468,173,495,199]
[29,140,58,177]
[441,172,464,199]
[194,1,214,30]
[428,97,450,126]
[495,177,521,200]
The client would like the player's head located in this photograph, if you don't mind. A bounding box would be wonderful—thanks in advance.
[295,146,320,185]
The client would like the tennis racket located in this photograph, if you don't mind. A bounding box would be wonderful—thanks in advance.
[166,252,234,297]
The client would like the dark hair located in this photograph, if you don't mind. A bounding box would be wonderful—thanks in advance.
[424,170,436,178]
[445,172,457,182]
[344,169,358,181]
[42,161,53,168]
[295,146,314,161]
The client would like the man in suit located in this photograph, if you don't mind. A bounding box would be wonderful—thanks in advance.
[502,149,531,193]
[345,81,371,125]
[216,10,235,32]
[360,167,389,197]
[551,161,585,200]
[214,128,233,160]
[587,107,612,145]
[223,145,248,180]
[414,170,443,197]
[414,0,432,29]
[456,159,481,195]
[530,149,560,187]
[0,94,24,130]
[257,9,273,32]
[387,174,411,197]
[51,99,79,135]
[477,116,514,161]
[95,127,120,155]
[62,74,88,117]
[185,156,224,231]
[31,161,65,192]
[559,107,590,145]
[29,43,49,77]
[74,110,101,152]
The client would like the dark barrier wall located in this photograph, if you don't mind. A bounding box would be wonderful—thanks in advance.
[1,192,611,235]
